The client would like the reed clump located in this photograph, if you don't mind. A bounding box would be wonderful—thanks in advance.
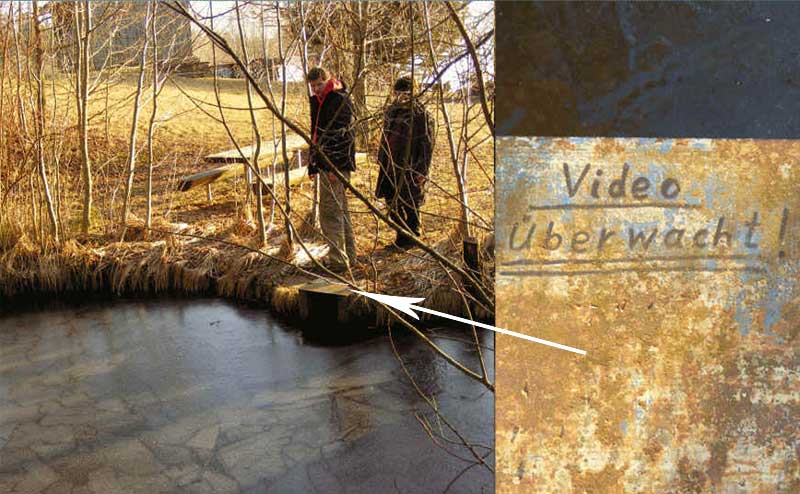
[0,223,493,328]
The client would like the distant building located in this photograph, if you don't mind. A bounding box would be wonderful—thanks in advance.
[189,3,305,81]
[50,2,193,70]
[202,55,304,82]
[48,2,308,80]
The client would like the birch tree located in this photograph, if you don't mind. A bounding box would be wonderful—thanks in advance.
[120,1,153,239]
[77,0,92,234]
[31,0,58,244]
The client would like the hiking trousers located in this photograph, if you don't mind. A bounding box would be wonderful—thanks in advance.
[319,171,356,268]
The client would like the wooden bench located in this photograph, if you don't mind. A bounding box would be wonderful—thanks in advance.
[177,135,369,204]
[203,134,307,164]
[177,134,308,202]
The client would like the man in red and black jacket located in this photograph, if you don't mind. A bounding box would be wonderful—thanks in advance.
[307,67,357,271]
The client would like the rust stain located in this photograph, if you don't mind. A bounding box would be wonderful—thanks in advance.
[496,137,800,493]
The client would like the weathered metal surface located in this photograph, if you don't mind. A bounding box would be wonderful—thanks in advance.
[496,137,799,493]
[496,2,800,138]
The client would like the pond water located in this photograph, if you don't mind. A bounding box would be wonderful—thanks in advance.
[0,298,493,493]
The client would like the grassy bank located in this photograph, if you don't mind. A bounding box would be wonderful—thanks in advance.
[0,216,494,326]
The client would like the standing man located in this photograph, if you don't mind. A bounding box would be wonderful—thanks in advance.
[375,76,435,249]
[307,67,357,271]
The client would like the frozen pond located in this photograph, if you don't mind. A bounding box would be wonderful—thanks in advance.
[0,298,493,493]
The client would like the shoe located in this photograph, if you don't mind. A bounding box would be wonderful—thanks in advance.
[393,235,416,250]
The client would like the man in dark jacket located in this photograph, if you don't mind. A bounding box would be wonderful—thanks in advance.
[376,76,435,249]
[307,67,357,271]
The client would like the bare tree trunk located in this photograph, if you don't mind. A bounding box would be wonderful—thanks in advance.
[458,57,472,236]
[423,1,470,238]
[237,0,266,244]
[49,40,66,239]
[11,3,34,240]
[0,3,8,206]
[296,3,310,93]
[31,0,58,244]
[104,23,112,147]
[79,0,93,234]
[350,1,368,150]
[22,18,41,245]
[275,1,293,251]
[120,0,153,239]
[11,2,29,136]
[260,2,277,230]
[208,1,250,222]
[145,0,159,233]
[297,1,320,229]
[240,41,253,225]
[458,86,470,236]
[444,1,494,135]
[30,174,39,243]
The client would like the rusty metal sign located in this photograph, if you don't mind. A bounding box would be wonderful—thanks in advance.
[496,137,799,493]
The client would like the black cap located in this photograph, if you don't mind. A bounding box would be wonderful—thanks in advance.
[393,76,414,93]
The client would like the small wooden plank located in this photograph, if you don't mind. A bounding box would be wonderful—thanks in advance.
[204,134,307,164]
[298,280,351,296]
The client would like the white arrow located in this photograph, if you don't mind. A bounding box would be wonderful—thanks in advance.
[352,290,586,355]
